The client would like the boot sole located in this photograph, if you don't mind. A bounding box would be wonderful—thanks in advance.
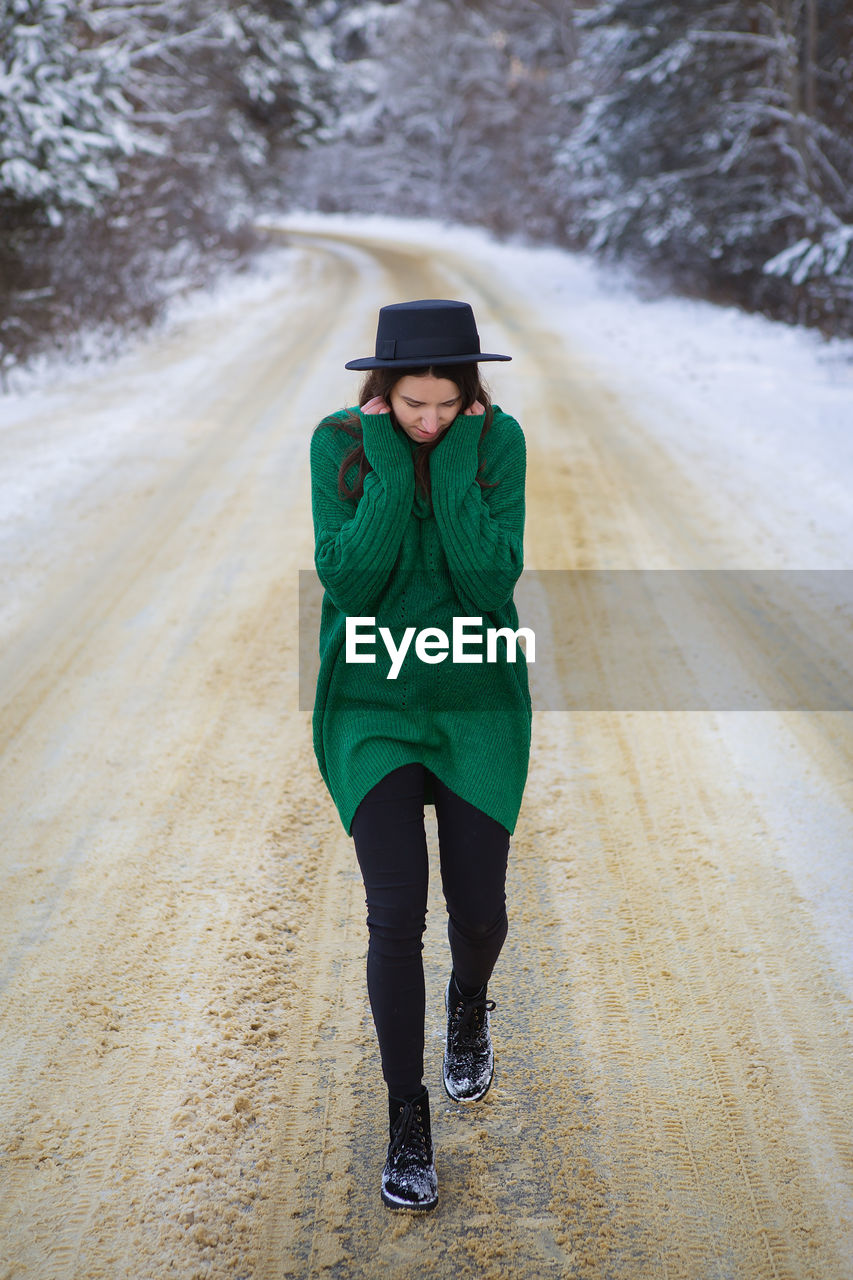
[381,1188,439,1212]
[441,1065,494,1104]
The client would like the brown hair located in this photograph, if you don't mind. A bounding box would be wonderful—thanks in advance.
[323,364,494,502]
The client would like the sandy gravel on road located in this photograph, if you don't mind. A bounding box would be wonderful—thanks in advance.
[1,227,851,1280]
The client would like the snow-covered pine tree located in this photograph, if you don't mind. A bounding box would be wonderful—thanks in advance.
[0,0,142,219]
[555,0,853,327]
[1,0,340,370]
[760,0,853,326]
[279,0,578,240]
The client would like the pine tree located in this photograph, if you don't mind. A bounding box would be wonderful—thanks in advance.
[0,0,141,219]
[556,0,853,326]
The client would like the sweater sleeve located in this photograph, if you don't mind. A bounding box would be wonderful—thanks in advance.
[311,412,415,615]
[428,410,526,612]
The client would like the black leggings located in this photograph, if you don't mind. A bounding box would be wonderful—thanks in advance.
[350,763,510,1098]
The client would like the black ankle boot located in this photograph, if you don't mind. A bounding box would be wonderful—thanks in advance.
[443,973,496,1103]
[381,1086,438,1211]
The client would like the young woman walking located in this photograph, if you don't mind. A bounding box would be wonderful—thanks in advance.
[310,298,531,1211]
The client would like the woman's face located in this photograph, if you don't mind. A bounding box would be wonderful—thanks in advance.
[389,373,463,444]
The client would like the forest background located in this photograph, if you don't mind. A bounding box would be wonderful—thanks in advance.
[2,0,852,377]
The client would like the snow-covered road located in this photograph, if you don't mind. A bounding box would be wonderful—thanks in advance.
[1,218,851,1279]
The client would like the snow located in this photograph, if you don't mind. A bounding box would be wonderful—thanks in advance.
[4,209,851,570]
[268,211,853,568]
[1,212,851,984]
[0,245,303,632]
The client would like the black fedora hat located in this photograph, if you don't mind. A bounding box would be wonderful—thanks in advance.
[344,298,511,370]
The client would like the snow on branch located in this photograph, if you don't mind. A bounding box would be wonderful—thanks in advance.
[764,226,853,284]
[689,29,787,54]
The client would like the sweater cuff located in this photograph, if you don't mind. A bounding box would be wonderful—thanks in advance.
[429,414,484,490]
[359,411,413,482]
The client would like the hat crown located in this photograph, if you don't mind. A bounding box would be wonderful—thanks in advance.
[343,297,511,370]
[374,299,480,362]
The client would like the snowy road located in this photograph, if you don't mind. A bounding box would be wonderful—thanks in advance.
[1,219,852,1279]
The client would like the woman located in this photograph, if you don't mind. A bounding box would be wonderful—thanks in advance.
[310,298,531,1211]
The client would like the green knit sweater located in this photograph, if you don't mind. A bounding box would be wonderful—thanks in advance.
[310,404,532,835]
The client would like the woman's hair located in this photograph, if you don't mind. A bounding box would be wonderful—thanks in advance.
[322,364,495,502]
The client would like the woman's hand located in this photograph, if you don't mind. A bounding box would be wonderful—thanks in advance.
[464,400,486,416]
[362,395,391,415]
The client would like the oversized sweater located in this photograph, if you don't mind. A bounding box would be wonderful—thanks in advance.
[310,404,532,835]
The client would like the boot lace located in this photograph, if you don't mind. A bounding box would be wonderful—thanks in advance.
[389,1098,428,1162]
[450,992,496,1046]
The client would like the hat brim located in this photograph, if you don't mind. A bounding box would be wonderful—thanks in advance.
[344,351,511,371]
